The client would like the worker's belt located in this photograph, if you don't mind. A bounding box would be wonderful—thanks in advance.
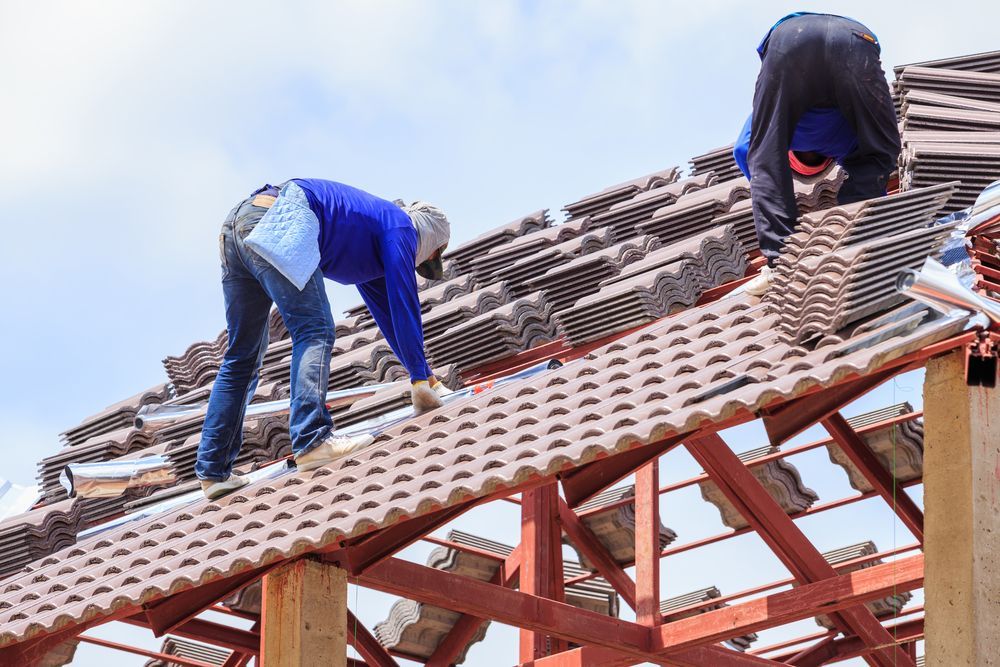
[249,183,281,209]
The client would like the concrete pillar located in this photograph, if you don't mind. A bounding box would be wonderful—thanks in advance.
[923,350,1000,666]
[261,557,347,667]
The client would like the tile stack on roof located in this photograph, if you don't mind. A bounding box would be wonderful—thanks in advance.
[373,530,617,663]
[162,333,228,395]
[557,225,748,345]
[896,52,1000,211]
[527,235,662,310]
[825,403,924,494]
[633,178,751,245]
[689,144,743,183]
[0,501,82,579]
[499,228,614,298]
[344,274,478,331]
[709,167,845,251]
[442,210,553,275]
[420,281,516,340]
[699,444,818,530]
[426,291,562,369]
[587,173,717,242]
[814,542,913,629]
[58,385,172,447]
[562,167,680,221]
[893,49,1000,77]
[144,637,230,667]
[468,218,593,286]
[767,184,956,344]
[571,485,677,568]
[901,140,1000,212]
[660,588,758,652]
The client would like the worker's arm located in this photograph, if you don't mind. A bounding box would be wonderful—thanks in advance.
[356,227,433,382]
[733,114,753,179]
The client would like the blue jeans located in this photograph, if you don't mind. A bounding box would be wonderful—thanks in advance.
[195,192,335,481]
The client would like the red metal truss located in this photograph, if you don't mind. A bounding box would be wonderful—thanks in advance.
[78,634,220,667]
[358,556,778,666]
[686,433,917,667]
[557,498,638,610]
[821,412,924,541]
[519,482,566,661]
[347,610,399,667]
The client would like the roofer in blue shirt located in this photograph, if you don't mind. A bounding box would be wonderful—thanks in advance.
[196,179,451,499]
[735,13,901,296]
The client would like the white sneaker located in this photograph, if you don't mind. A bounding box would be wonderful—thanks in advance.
[744,266,774,297]
[294,433,376,472]
[201,474,249,500]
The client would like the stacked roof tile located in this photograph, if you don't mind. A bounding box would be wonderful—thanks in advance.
[814,542,913,630]
[426,291,562,369]
[587,173,717,242]
[826,403,924,494]
[0,501,82,579]
[896,52,1000,211]
[572,485,677,568]
[442,210,553,275]
[144,637,230,667]
[767,183,956,344]
[660,588,758,652]
[557,225,749,345]
[689,144,743,182]
[562,167,680,220]
[699,443,817,530]
[527,235,662,310]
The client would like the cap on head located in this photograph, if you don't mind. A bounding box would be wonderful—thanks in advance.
[404,201,450,280]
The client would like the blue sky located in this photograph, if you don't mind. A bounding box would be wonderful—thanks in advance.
[2,1,997,664]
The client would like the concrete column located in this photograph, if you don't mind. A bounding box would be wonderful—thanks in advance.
[261,557,347,667]
[923,350,1000,666]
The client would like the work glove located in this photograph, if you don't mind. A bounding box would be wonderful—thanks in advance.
[411,379,444,415]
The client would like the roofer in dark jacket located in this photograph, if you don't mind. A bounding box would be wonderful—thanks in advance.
[734,12,901,296]
[196,179,451,499]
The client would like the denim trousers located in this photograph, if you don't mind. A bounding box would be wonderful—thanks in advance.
[195,192,335,481]
[748,14,901,264]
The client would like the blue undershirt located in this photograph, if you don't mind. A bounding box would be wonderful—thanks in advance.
[292,178,432,382]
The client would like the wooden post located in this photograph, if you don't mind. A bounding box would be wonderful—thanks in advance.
[923,350,1000,666]
[261,557,348,667]
[519,482,565,662]
[634,460,661,626]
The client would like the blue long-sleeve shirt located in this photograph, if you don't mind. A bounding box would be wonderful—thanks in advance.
[292,178,433,382]
[733,12,876,179]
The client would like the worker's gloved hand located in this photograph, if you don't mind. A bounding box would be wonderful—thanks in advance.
[411,380,444,415]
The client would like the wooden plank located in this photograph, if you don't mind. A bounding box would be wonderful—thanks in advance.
[261,557,347,667]
[634,461,661,626]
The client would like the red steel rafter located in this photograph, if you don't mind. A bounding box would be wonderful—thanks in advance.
[686,433,916,667]
[821,412,924,541]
